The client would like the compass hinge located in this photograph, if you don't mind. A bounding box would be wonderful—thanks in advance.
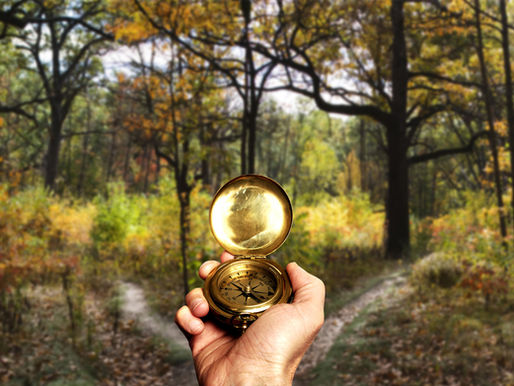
[240,255,266,259]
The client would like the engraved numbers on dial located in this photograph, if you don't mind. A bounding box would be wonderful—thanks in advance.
[219,270,276,306]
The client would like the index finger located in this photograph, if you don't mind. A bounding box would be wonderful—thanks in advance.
[198,251,235,280]
[220,251,234,263]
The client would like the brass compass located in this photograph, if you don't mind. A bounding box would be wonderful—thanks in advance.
[203,175,293,331]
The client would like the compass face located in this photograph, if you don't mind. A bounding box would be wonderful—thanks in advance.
[203,257,293,329]
[218,269,277,306]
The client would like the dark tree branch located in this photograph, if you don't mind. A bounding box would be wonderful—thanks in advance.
[408,71,482,88]
[408,130,488,164]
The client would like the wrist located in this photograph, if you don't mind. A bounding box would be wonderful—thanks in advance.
[224,353,295,386]
[227,367,292,386]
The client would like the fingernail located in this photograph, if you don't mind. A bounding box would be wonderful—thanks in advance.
[190,319,203,334]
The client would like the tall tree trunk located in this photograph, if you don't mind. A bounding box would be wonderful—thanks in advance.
[241,0,257,174]
[76,131,89,196]
[474,0,508,241]
[106,131,116,182]
[247,83,257,173]
[122,135,132,183]
[430,164,437,216]
[241,105,248,174]
[178,187,191,298]
[200,125,211,187]
[44,106,63,190]
[385,0,410,258]
[142,144,151,193]
[278,120,290,182]
[359,119,367,191]
[77,97,91,195]
[385,130,410,258]
[500,0,514,226]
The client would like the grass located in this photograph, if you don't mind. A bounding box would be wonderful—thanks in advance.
[0,282,194,385]
[323,250,409,317]
[309,303,378,385]
[324,268,408,317]
[307,279,514,385]
[1,287,100,385]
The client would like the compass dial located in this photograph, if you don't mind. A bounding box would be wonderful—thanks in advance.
[219,270,277,306]
[203,257,292,329]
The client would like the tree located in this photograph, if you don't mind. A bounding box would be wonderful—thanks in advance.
[116,40,234,296]
[0,39,46,185]
[245,0,491,257]
[14,0,112,190]
[499,0,514,227]
[112,0,278,175]
[472,0,507,241]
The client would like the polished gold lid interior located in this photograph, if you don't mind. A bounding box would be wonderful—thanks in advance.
[209,175,292,257]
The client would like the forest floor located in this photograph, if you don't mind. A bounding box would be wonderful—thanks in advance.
[114,271,408,386]
[1,258,513,385]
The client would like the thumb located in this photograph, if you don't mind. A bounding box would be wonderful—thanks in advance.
[286,262,325,310]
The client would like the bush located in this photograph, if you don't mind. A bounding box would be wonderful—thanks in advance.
[411,253,463,289]
[427,190,510,269]
[298,192,384,253]
[91,183,141,248]
[0,184,86,332]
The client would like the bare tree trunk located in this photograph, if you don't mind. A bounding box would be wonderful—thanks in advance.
[106,131,116,182]
[241,111,247,174]
[143,144,151,193]
[385,0,410,258]
[77,96,91,195]
[178,186,191,298]
[76,132,89,195]
[474,0,508,242]
[241,0,257,174]
[359,119,367,191]
[45,105,63,190]
[278,119,290,182]
[122,135,132,183]
[500,0,514,227]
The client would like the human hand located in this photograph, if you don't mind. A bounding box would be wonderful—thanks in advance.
[175,251,325,386]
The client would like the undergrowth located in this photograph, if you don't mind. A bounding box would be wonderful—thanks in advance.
[309,268,514,385]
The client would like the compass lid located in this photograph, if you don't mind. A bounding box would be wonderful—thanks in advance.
[209,175,293,257]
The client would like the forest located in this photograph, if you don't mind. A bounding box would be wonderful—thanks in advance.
[0,0,513,384]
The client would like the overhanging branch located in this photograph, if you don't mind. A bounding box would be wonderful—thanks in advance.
[408,130,488,164]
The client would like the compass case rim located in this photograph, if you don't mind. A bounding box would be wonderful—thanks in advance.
[203,258,293,330]
[209,174,293,258]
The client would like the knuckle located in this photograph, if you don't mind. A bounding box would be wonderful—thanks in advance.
[185,288,202,303]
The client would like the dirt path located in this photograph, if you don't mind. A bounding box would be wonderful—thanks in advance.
[119,274,407,385]
[119,282,198,385]
[294,272,407,379]
[119,282,190,350]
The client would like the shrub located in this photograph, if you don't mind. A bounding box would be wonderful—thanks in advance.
[427,190,510,269]
[91,183,140,248]
[411,253,463,289]
[459,262,509,304]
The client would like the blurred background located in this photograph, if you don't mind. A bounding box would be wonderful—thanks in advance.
[0,0,513,384]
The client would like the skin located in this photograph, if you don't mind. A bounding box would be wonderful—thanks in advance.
[175,251,325,386]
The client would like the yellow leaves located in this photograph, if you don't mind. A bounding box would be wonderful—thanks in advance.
[49,203,96,246]
[0,117,4,127]
[114,20,155,43]
[297,194,384,251]
[493,120,507,137]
